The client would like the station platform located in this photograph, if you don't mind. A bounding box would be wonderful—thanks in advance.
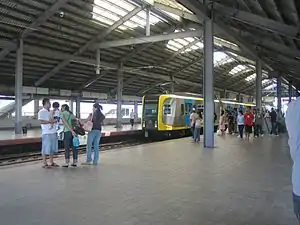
[0,135,295,225]
[0,124,142,147]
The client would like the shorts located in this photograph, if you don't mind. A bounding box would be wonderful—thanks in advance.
[245,125,252,134]
[41,133,58,155]
[293,193,300,222]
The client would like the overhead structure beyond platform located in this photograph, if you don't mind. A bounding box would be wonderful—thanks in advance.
[0,0,299,99]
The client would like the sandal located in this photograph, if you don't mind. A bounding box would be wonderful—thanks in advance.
[50,163,60,167]
[42,164,51,169]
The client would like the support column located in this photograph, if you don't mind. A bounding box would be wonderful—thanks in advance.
[96,49,100,75]
[15,39,23,134]
[146,8,150,36]
[255,59,262,110]
[76,97,81,118]
[288,82,292,102]
[170,75,175,93]
[70,100,74,112]
[134,101,138,117]
[277,76,282,113]
[34,98,39,117]
[116,63,123,128]
[203,0,214,148]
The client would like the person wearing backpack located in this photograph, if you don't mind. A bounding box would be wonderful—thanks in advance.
[82,103,105,166]
[60,104,79,167]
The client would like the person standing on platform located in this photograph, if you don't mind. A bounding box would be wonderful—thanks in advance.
[219,110,226,135]
[237,110,244,139]
[38,98,59,168]
[60,104,78,168]
[130,109,136,128]
[244,106,254,141]
[233,108,238,134]
[83,103,105,166]
[254,108,263,138]
[270,108,278,135]
[193,111,202,143]
[285,97,300,224]
[190,109,197,139]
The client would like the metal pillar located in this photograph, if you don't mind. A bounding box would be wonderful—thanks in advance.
[116,63,123,128]
[277,76,282,113]
[76,97,81,118]
[203,0,214,148]
[34,98,39,117]
[146,8,150,36]
[14,39,23,134]
[134,101,138,117]
[96,49,100,75]
[288,82,292,102]
[170,75,175,93]
[255,59,262,110]
[70,100,74,112]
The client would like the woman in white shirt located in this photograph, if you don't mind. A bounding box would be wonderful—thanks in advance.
[193,111,202,143]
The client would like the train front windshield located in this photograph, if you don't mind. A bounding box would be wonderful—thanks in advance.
[143,96,158,129]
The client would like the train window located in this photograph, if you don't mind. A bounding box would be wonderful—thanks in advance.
[185,103,192,114]
[163,104,171,115]
[125,108,129,116]
[181,104,184,116]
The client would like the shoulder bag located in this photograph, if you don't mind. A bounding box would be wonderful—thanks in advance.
[83,113,93,132]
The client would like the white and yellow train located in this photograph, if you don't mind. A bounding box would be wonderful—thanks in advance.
[142,93,255,136]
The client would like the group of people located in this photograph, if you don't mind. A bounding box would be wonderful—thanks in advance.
[38,98,105,168]
[218,106,281,140]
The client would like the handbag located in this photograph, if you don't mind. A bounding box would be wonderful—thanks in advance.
[83,120,93,131]
[72,136,80,148]
[83,113,93,131]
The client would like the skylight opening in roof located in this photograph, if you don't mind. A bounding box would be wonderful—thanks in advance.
[229,64,248,75]
[214,51,235,67]
[93,0,162,30]
[264,82,277,90]
[166,29,203,52]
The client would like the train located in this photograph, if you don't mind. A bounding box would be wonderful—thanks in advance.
[141,93,256,137]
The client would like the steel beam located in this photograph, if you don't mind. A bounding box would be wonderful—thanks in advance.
[0,0,70,62]
[255,59,262,110]
[34,6,143,86]
[176,0,272,71]
[213,3,299,38]
[14,39,23,134]
[79,71,108,91]
[170,75,175,93]
[146,8,151,36]
[96,30,203,49]
[76,96,81,118]
[277,76,282,112]
[289,82,292,102]
[153,3,199,23]
[252,38,300,59]
[203,0,214,148]
[116,63,123,128]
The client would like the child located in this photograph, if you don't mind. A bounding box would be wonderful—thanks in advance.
[50,102,60,130]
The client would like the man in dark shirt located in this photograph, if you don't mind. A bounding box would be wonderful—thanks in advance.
[270,108,278,135]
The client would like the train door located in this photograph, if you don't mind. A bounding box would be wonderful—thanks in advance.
[184,99,193,127]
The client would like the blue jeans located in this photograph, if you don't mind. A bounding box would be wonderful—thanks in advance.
[194,127,200,142]
[271,122,278,135]
[293,193,300,223]
[86,130,101,164]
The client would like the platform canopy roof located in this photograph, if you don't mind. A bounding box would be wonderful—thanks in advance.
[0,0,298,97]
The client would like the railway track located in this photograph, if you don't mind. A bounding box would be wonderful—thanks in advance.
[0,139,146,166]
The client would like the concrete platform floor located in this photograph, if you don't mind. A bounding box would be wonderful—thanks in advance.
[0,135,295,225]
